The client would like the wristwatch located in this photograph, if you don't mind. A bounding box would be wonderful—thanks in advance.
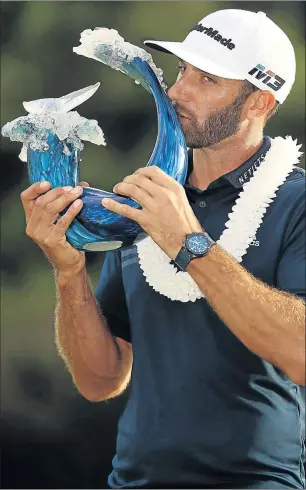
[174,231,216,272]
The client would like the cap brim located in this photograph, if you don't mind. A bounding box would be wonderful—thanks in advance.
[144,40,245,80]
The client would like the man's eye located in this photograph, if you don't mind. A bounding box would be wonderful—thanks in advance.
[201,75,215,83]
[177,65,186,73]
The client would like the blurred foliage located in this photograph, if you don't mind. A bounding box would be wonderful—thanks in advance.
[0,2,305,488]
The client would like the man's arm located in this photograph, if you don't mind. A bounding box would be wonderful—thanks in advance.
[55,267,133,401]
[187,245,305,385]
[19,180,132,401]
[101,165,305,385]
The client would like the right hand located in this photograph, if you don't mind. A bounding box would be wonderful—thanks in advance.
[21,181,90,283]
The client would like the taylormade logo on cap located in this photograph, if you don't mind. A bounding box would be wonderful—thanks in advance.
[144,9,296,104]
[189,23,235,50]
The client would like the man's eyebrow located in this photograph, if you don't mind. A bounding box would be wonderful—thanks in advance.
[178,59,213,75]
[178,59,220,81]
[201,70,217,78]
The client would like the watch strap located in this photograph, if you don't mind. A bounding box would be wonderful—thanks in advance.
[174,231,216,272]
[173,247,193,272]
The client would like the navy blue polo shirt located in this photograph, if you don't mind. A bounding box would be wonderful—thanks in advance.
[95,136,306,489]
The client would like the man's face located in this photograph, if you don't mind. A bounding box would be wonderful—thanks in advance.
[167,60,248,149]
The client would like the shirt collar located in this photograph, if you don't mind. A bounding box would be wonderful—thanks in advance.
[185,136,271,191]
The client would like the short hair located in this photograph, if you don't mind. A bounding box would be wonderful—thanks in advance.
[239,80,280,120]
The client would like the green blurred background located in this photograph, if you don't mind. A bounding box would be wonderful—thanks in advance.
[1,1,305,488]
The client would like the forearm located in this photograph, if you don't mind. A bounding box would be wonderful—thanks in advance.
[187,245,306,384]
[54,267,132,400]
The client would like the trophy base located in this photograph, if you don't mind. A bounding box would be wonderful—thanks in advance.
[83,240,123,252]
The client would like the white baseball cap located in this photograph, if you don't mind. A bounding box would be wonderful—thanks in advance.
[144,9,296,103]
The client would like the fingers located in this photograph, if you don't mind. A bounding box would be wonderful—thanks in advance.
[102,198,143,224]
[25,186,83,241]
[119,174,157,197]
[20,181,51,223]
[26,186,73,230]
[38,186,83,222]
[113,182,154,209]
[134,166,180,191]
[20,179,88,221]
[40,199,83,247]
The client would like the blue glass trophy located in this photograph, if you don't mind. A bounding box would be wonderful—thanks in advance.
[2,28,188,252]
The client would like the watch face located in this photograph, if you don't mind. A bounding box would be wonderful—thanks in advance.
[186,234,208,255]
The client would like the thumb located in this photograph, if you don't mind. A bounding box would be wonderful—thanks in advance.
[79,181,90,187]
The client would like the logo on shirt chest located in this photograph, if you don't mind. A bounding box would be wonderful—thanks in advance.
[238,154,266,186]
[249,239,260,246]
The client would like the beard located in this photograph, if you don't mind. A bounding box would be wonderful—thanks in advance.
[172,93,246,149]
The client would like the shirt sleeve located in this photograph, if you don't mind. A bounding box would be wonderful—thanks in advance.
[276,179,306,301]
[94,251,131,343]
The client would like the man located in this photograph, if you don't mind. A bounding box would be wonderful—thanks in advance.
[21,8,305,490]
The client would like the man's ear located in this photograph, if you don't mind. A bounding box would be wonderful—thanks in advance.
[246,90,276,120]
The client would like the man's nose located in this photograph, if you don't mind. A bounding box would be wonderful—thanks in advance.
[167,77,189,103]
[168,80,181,101]
[167,84,177,102]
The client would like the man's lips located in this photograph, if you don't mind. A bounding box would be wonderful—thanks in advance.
[177,112,189,120]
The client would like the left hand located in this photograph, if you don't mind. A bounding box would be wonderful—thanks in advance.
[102,166,202,260]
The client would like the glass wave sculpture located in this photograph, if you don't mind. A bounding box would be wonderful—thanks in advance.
[2,28,188,252]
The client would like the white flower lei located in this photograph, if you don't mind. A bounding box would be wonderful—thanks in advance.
[135,136,303,303]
